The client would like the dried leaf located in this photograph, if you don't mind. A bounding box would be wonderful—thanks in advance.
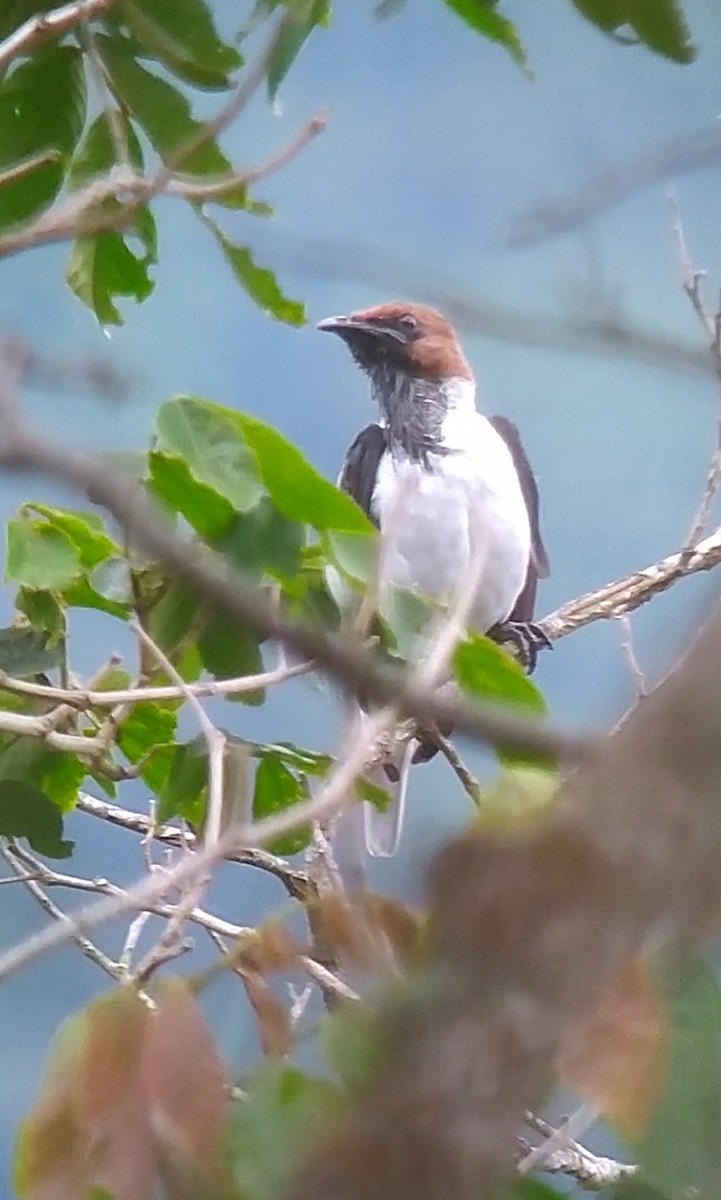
[557,956,667,1137]
[241,971,294,1059]
[14,1015,87,1200]
[239,920,302,976]
[310,893,379,971]
[141,978,230,1167]
[360,894,424,968]
[75,990,155,1200]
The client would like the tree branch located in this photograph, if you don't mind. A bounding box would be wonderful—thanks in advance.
[508,122,721,248]
[539,524,721,641]
[0,0,118,73]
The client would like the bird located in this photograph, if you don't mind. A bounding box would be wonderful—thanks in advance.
[318,301,549,858]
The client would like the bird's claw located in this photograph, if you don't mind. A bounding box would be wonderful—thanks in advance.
[488,620,552,674]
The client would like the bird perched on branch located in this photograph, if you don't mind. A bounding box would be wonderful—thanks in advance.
[319,302,549,858]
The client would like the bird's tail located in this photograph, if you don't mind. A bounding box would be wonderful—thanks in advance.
[362,737,415,857]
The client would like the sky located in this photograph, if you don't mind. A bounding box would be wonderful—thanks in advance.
[1,0,721,1185]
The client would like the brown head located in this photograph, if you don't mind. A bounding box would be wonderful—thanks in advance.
[317,302,472,382]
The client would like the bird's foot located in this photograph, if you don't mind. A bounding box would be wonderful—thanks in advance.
[488,620,552,674]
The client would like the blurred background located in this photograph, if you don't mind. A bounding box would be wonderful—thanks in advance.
[1,0,721,1186]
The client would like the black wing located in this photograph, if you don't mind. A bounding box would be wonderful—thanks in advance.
[338,423,387,526]
[490,415,549,623]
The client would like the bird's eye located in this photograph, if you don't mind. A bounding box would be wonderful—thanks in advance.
[398,313,418,333]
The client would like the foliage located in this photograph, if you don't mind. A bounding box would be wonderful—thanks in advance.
[0,2,714,1200]
[0,0,697,325]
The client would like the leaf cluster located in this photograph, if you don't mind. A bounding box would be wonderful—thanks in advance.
[0,392,546,859]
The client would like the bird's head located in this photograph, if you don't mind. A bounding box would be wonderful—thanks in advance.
[317,302,472,383]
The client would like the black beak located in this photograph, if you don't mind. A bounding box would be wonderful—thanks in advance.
[317,315,405,344]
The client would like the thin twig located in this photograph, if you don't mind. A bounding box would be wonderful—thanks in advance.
[520,1113,637,1191]
[73,791,310,898]
[508,121,721,248]
[670,196,721,549]
[0,838,127,987]
[131,618,225,849]
[0,657,313,707]
[0,0,118,73]
[539,523,721,641]
[432,731,481,805]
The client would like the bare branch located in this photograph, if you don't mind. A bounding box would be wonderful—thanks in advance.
[0,656,312,708]
[670,198,721,548]
[0,0,118,73]
[0,838,127,987]
[508,122,721,247]
[131,618,226,849]
[270,232,709,376]
[540,524,721,641]
[520,1113,637,1191]
[74,791,311,899]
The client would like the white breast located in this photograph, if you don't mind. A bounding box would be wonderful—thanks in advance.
[371,408,531,638]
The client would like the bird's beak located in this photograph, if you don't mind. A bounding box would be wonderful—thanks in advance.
[317,315,405,343]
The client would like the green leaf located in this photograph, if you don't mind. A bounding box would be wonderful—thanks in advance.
[0,780,73,858]
[0,624,63,674]
[16,589,66,643]
[206,220,305,326]
[379,585,437,660]
[265,1,330,101]
[441,1,526,67]
[634,954,721,1197]
[199,613,265,703]
[218,497,304,580]
[568,0,626,32]
[569,0,695,62]
[88,558,133,607]
[149,450,236,539]
[120,0,242,90]
[224,1064,346,1200]
[66,223,156,326]
[6,519,81,591]
[65,110,157,324]
[453,632,546,713]
[155,397,264,512]
[453,632,547,765]
[117,702,178,769]
[157,737,207,823]
[60,576,131,620]
[624,0,695,63]
[0,45,86,233]
[324,530,377,583]
[147,580,201,655]
[67,110,144,189]
[235,412,373,532]
[0,739,86,811]
[355,777,391,812]
[260,742,332,775]
[98,34,233,175]
[252,754,309,855]
[25,505,120,571]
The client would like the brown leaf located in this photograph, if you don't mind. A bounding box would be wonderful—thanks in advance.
[309,893,380,970]
[237,919,302,975]
[14,1015,87,1200]
[241,969,294,1058]
[75,989,155,1200]
[141,978,230,1168]
[557,955,667,1137]
[360,894,424,968]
